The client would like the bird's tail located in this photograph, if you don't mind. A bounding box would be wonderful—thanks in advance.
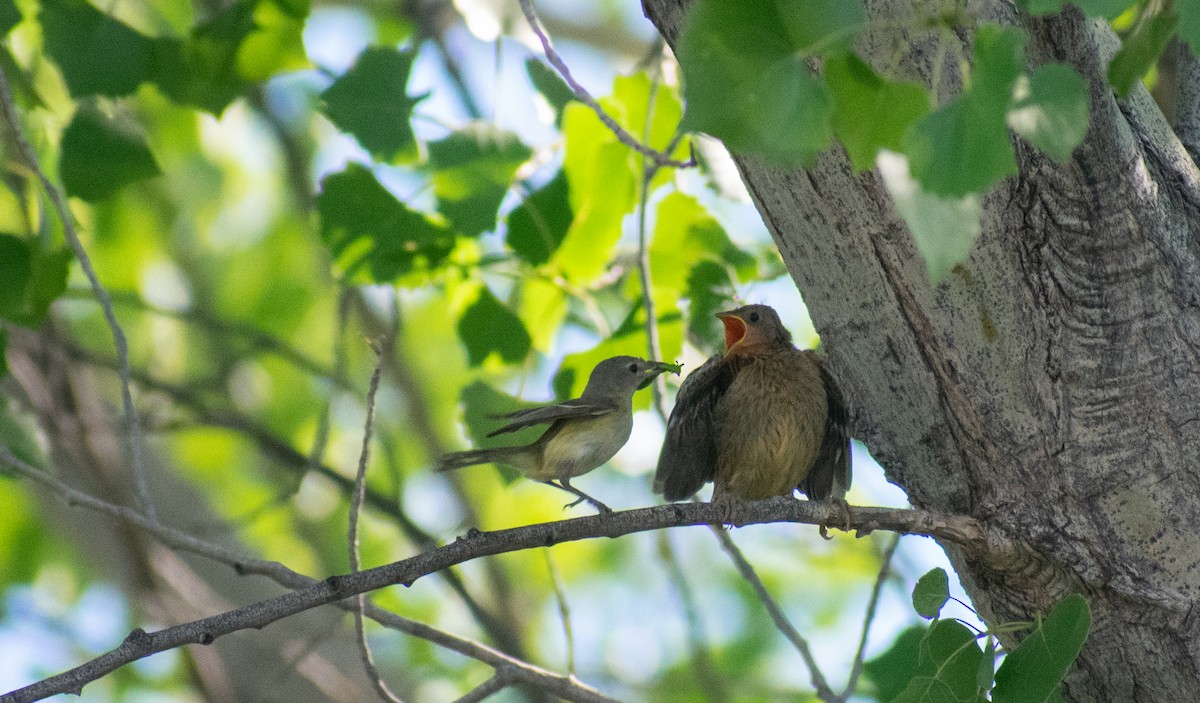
[436,445,531,472]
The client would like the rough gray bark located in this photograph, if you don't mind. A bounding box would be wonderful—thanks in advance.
[642,1,1200,701]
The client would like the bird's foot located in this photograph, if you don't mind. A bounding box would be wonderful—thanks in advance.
[818,497,853,540]
[547,480,612,514]
[710,492,741,528]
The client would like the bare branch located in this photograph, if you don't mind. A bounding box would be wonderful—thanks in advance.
[0,65,154,519]
[348,331,404,703]
[0,446,618,703]
[0,485,1001,703]
[515,0,695,169]
[451,674,508,703]
[712,528,837,702]
[840,534,900,702]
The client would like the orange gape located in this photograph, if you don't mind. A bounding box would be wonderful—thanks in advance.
[654,304,851,504]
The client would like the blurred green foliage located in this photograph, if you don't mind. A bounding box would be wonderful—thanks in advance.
[0,0,1121,699]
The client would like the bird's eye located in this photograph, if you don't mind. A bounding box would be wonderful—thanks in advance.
[749,311,760,322]
[629,363,638,373]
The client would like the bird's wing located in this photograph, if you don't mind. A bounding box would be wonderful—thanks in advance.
[802,357,852,500]
[654,354,735,501]
[487,397,617,437]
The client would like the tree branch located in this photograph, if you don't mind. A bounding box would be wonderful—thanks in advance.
[0,446,618,703]
[1,490,999,703]
[515,0,694,169]
[0,64,154,519]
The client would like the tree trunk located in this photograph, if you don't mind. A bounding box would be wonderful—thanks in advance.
[642,1,1200,700]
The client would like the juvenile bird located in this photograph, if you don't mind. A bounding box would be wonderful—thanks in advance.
[654,304,851,513]
[439,356,678,513]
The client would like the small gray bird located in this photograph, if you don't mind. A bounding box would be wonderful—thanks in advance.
[654,304,851,511]
[438,356,679,512]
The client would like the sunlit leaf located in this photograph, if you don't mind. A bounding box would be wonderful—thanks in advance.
[60,107,160,202]
[827,53,928,171]
[904,24,1025,196]
[40,0,158,97]
[235,0,309,81]
[555,103,638,283]
[878,151,981,283]
[429,125,531,237]
[1008,63,1089,162]
[993,594,1091,703]
[507,170,571,266]
[457,285,532,366]
[317,164,455,283]
[1108,11,1178,97]
[912,567,950,618]
[320,46,424,161]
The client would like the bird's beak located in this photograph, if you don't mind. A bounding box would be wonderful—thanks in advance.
[638,361,681,389]
[716,311,747,352]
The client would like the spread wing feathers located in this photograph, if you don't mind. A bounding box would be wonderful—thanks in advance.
[654,355,735,501]
[487,398,617,437]
[802,358,852,500]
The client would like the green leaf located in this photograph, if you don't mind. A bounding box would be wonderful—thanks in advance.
[0,0,20,36]
[506,170,571,266]
[60,107,160,202]
[235,0,309,81]
[526,58,575,126]
[555,103,638,283]
[1020,0,1132,19]
[912,567,950,618]
[0,47,44,109]
[677,0,833,164]
[429,125,532,237]
[320,46,424,161]
[904,24,1025,196]
[978,636,997,692]
[920,619,984,700]
[40,0,159,97]
[890,676,959,703]
[317,164,455,283]
[827,52,929,171]
[1180,1,1200,54]
[878,151,981,283]
[0,234,31,320]
[993,594,1091,703]
[686,260,737,351]
[19,247,71,326]
[1109,11,1178,97]
[457,285,532,367]
[777,0,865,53]
[864,626,926,702]
[150,3,251,114]
[0,328,7,378]
[1007,63,1089,162]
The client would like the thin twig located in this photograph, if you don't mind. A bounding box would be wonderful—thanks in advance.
[515,0,695,169]
[348,323,404,703]
[660,533,729,703]
[635,75,670,422]
[451,674,509,703]
[543,549,576,676]
[0,64,155,519]
[710,527,838,702]
[841,534,901,702]
[0,446,618,703]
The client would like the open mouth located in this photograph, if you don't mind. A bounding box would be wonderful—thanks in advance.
[716,312,747,350]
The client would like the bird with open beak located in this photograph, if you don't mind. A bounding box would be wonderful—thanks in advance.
[654,304,851,523]
[438,355,680,513]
